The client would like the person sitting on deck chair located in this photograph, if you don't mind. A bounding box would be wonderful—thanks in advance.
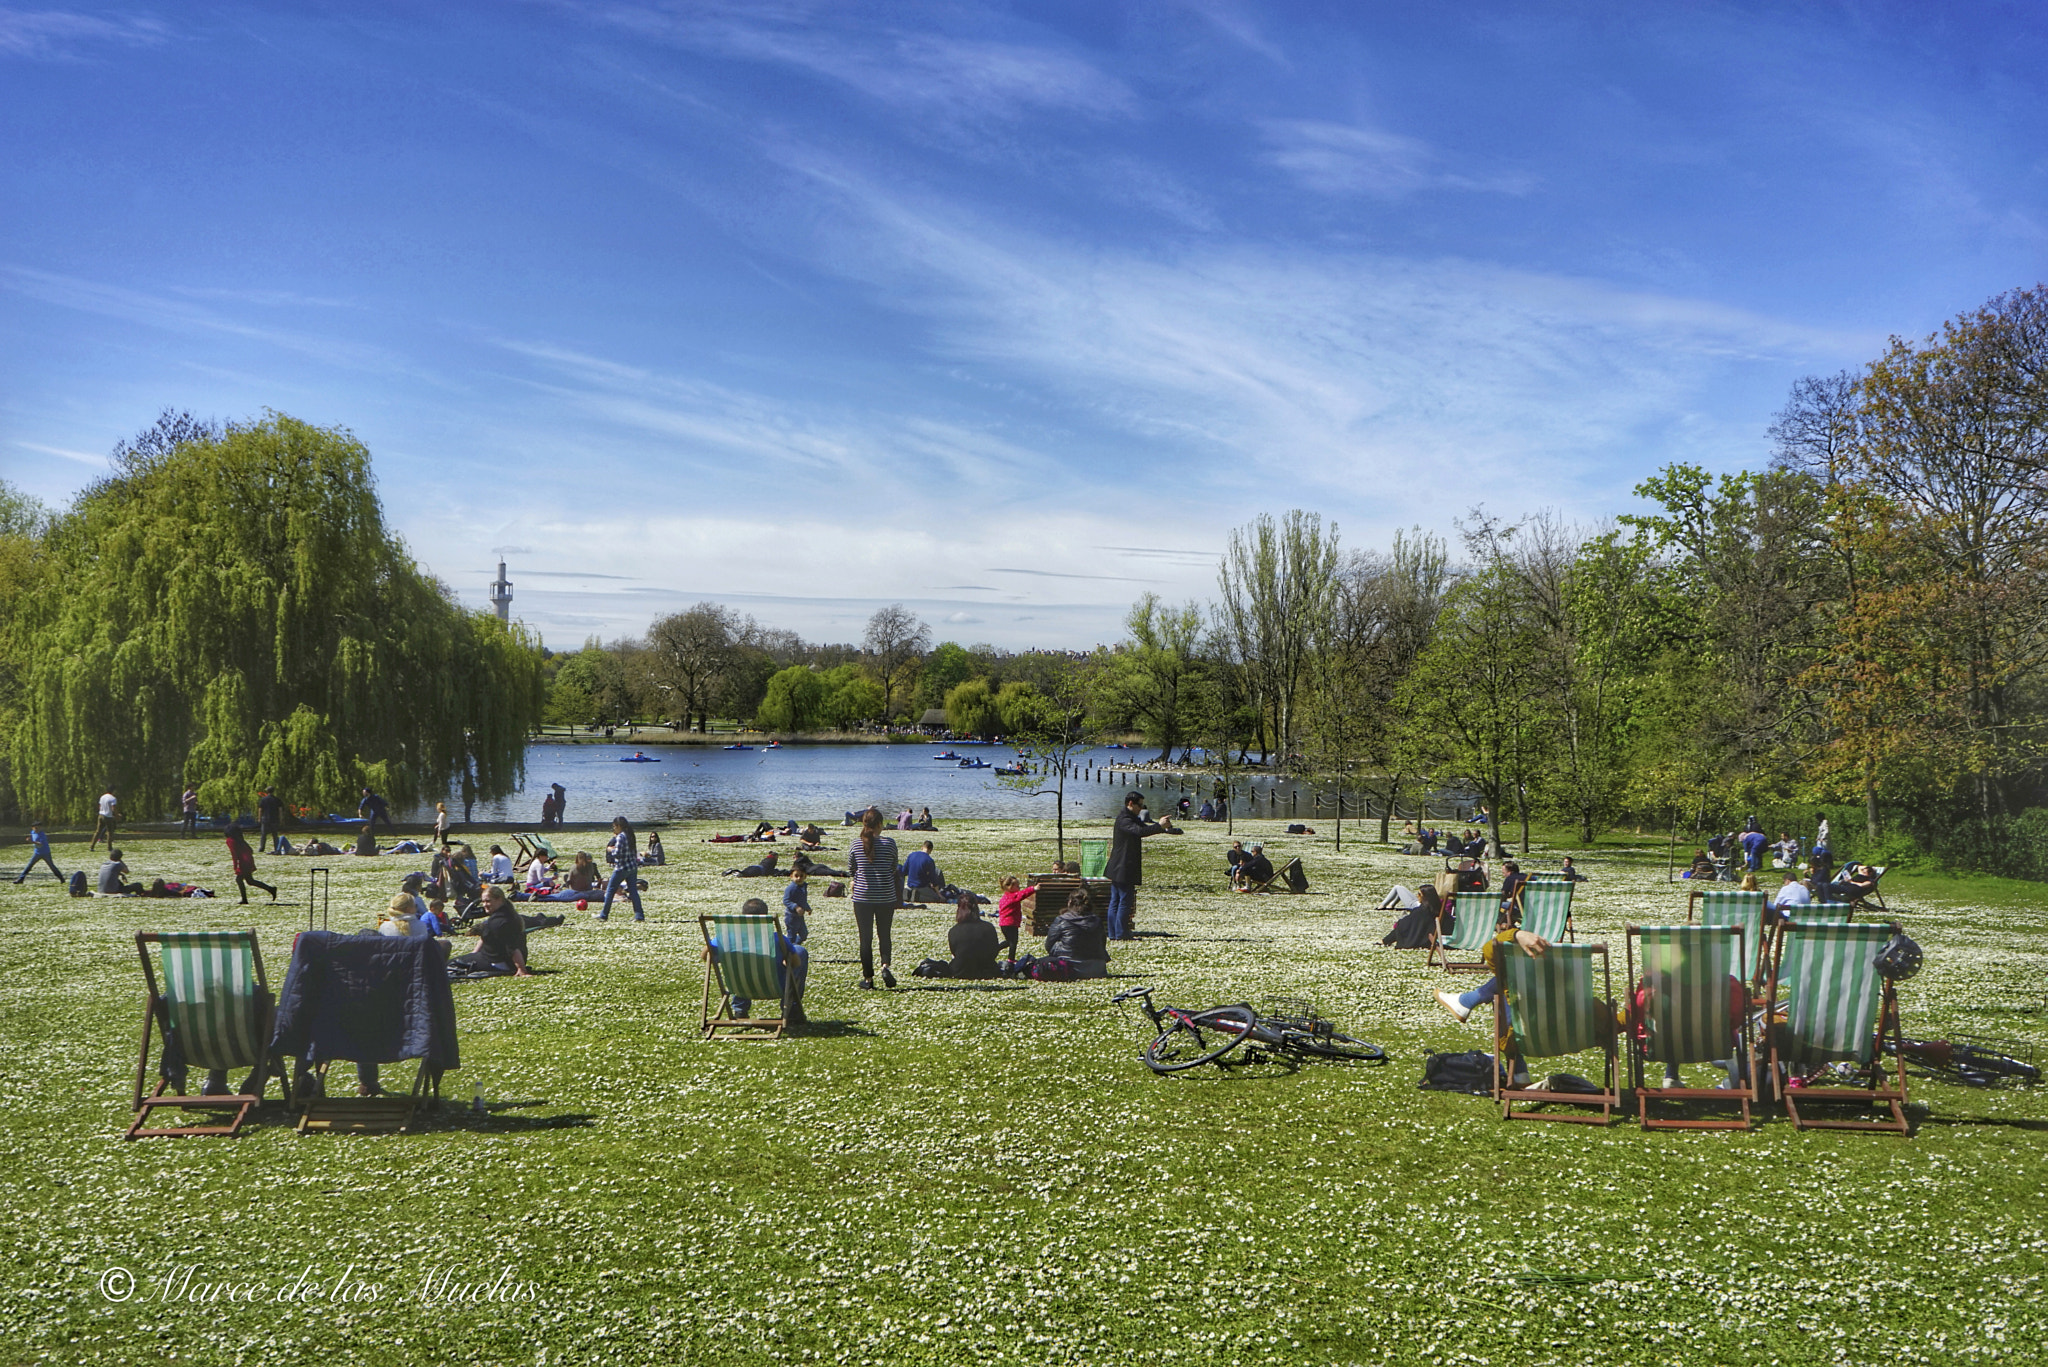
[1233,843,1274,892]
[718,896,809,1028]
[1431,928,1615,1089]
[1824,862,1879,903]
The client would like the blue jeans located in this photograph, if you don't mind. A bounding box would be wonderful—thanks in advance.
[14,851,63,883]
[1456,978,1501,1011]
[715,939,808,1019]
[1107,884,1135,941]
[599,865,643,920]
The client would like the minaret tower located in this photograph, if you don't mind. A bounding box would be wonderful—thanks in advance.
[489,560,513,622]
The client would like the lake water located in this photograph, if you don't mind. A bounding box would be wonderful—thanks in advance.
[413,742,1340,826]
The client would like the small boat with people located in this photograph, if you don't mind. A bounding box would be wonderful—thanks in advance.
[957,758,991,769]
[932,751,962,761]
[724,744,754,751]
[996,764,1027,776]
[619,752,661,763]
[765,741,783,749]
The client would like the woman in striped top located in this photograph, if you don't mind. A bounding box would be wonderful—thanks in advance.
[848,806,900,989]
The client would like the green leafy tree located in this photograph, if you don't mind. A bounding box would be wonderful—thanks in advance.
[997,663,1094,864]
[918,642,974,713]
[10,413,544,822]
[943,678,1002,738]
[757,665,827,732]
[1094,594,1206,763]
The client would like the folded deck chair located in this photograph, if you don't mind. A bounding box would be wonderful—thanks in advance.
[1692,888,1771,986]
[701,913,790,1041]
[1494,941,1619,1123]
[1627,924,1755,1130]
[1076,839,1109,880]
[1428,892,1501,974]
[129,931,288,1139]
[1766,921,1909,1134]
[1513,879,1574,943]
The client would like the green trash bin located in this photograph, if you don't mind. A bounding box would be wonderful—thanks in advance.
[1078,839,1108,879]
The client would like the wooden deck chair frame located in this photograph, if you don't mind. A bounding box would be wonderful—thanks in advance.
[1690,888,1772,987]
[1514,880,1574,943]
[1493,941,1619,1124]
[1245,856,1306,895]
[514,833,559,870]
[700,913,790,1041]
[1626,924,1756,1130]
[129,931,288,1139]
[1766,920,1910,1135]
[294,1060,440,1134]
[1428,892,1501,974]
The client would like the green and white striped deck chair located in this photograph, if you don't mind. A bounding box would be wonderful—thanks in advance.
[1428,891,1501,974]
[1626,924,1755,1130]
[1692,888,1771,985]
[1494,941,1618,1123]
[700,913,790,1041]
[1514,880,1574,943]
[1803,901,1856,922]
[1077,839,1109,879]
[1766,921,1908,1134]
[128,931,285,1139]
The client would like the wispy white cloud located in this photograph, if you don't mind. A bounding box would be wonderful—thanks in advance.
[1259,119,1533,198]
[0,7,165,60]
[571,3,1134,120]
[16,440,105,466]
[2,266,402,372]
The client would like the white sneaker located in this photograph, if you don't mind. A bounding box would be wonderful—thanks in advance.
[1435,990,1472,1023]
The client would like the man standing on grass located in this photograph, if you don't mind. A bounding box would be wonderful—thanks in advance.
[358,786,396,837]
[256,787,284,853]
[1105,791,1177,942]
[91,787,118,850]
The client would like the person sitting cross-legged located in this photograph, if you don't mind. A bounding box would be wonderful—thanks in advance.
[720,896,809,1029]
[945,895,1002,979]
[904,841,945,895]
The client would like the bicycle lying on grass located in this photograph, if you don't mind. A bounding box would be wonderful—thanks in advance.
[1112,987,1387,1074]
[1885,1035,2040,1088]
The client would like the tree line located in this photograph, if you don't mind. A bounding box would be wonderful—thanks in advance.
[557,285,2048,876]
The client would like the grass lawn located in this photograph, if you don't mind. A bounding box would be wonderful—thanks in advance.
[1,818,2043,1366]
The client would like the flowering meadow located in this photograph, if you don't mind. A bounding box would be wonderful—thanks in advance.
[1,819,2042,1366]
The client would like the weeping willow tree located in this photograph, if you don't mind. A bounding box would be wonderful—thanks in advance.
[8,412,545,823]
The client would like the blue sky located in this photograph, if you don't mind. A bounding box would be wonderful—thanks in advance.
[3,2,2044,650]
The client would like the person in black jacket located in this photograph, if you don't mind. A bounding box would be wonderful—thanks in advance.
[1043,890,1108,976]
[946,897,1002,978]
[1104,792,1178,941]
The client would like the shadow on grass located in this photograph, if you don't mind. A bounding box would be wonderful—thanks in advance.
[899,981,1031,992]
[1912,1112,2048,1132]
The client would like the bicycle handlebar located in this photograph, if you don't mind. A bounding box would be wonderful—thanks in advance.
[1110,986,1155,1005]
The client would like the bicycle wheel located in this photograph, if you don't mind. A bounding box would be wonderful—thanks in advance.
[1282,1030,1387,1064]
[1144,1006,1257,1073]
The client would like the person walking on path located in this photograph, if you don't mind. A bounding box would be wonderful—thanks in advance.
[256,788,284,853]
[358,787,396,837]
[91,788,118,850]
[1105,791,1178,942]
[597,816,644,921]
[848,806,901,989]
[225,825,277,904]
[13,824,64,884]
[180,785,199,837]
